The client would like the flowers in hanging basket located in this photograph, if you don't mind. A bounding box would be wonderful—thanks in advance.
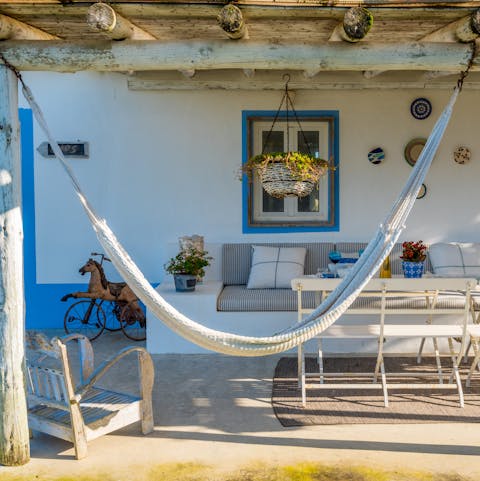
[242,152,330,183]
[400,240,427,263]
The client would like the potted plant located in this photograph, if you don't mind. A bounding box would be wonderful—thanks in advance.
[400,240,427,278]
[164,248,212,292]
[243,151,330,199]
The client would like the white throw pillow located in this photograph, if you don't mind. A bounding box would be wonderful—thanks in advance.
[429,242,480,278]
[246,246,307,289]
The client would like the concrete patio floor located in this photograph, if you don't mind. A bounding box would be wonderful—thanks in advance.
[4,329,480,479]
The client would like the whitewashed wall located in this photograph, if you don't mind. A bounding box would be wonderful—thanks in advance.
[19,71,480,285]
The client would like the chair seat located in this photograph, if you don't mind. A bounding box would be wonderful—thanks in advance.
[29,387,141,428]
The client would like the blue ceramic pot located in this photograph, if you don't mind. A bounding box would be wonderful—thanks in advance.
[402,261,424,278]
[174,274,197,292]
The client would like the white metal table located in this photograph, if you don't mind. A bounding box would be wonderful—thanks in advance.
[291,276,477,407]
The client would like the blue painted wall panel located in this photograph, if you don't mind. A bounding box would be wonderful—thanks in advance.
[20,108,86,329]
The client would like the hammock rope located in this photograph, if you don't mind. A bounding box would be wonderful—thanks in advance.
[0,53,470,356]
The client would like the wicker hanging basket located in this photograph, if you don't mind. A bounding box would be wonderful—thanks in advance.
[257,161,322,199]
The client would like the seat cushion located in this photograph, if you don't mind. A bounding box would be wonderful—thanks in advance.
[429,243,480,278]
[247,245,307,289]
[217,285,317,312]
[222,242,335,286]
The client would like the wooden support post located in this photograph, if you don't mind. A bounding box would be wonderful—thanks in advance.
[217,3,248,40]
[0,65,30,466]
[86,3,156,41]
[0,14,58,40]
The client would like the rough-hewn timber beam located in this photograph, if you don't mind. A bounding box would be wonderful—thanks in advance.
[128,70,480,90]
[363,70,383,79]
[217,3,248,40]
[421,10,480,42]
[179,68,195,78]
[364,11,479,79]
[456,8,480,42]
[0,14,58,40]
[86,3,156,41]
[329,7,373,43]
[0,41,478,73]
[423,70,457,80]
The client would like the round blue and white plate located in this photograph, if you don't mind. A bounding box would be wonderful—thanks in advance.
[368,147,385,165]
[410,98,432,120]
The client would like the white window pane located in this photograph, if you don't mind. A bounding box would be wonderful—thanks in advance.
[297,130,319,157]
[262,130,284,153]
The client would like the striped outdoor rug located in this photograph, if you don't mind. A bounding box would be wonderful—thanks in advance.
[272,356,480,426]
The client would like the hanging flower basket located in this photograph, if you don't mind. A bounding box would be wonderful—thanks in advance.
[244,152,329,199]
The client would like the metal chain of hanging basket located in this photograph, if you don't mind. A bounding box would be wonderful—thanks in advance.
[243,75,330,198]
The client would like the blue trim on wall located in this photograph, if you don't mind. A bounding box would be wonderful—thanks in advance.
[20,109,86,329]
[241,110,340,234]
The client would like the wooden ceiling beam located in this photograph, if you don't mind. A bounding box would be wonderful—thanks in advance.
[0,40,477,73]
[421,12,479,42]
[0,13,58,40]
[13,0,480,7]
[423,70,457,79]
[217,3,248,40]
[128,70,480,91]
[329,7,373,42]
[86,3,156,40]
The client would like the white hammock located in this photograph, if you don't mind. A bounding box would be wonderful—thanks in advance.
[21,82,459,356]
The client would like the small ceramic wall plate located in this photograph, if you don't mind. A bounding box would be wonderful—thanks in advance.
[416,183,427,199]
[404,138,427,166]
[410,98,432,120]
[367,147,385,165]
[453,146,471,164]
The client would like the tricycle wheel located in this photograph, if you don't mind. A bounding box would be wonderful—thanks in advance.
[64,299,105,341]
[120,302,146,341]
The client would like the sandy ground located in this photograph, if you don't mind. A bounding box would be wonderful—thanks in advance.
[2,330,480,479]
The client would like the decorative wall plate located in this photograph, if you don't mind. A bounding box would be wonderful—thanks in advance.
[410,98,432,120]
[416,183,427,199]
[367,147,385,165]
[453,146,471,164]
[404,138,427,166]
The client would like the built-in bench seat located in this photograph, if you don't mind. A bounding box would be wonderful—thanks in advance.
[217,286,317,312]
[218,286,480,312]
[147,241,480,354]
[217,241,437,313]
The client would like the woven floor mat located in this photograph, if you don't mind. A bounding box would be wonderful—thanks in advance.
[272,356,480,426]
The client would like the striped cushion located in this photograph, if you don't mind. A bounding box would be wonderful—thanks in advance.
[222,243,335,286]
[217,285,317,312]
[217,287,475,312]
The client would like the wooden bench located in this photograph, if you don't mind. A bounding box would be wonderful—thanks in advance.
[292,276,476,408]
[26,332,154,459]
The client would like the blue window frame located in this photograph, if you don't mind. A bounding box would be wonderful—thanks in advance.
[242,110,339,233]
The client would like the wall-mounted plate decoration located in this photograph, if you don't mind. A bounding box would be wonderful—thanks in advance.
[367,147,385,165]
[404,138,427,166]
[453,146,471,164]
[410,98,432,120]
[417,183,427,199]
